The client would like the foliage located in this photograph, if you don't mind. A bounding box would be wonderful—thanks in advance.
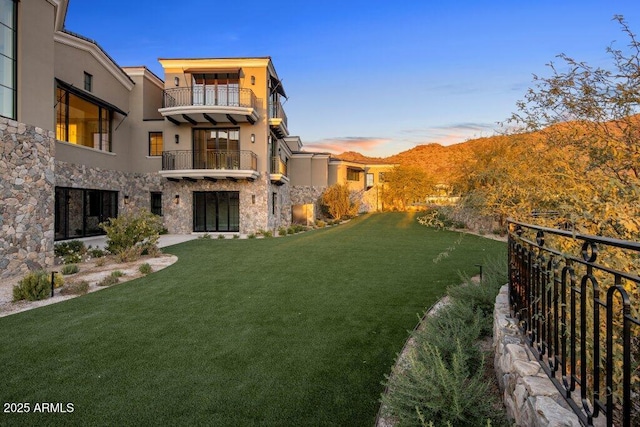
[278,226,287,236]
[198,233,211,240]
[61,264,79,275]
[320,183,360,220]
[60,280,89,296]
[97,274,119,287]
[381,255,508,426]
[13,271,64,301]
[88,247,106,258]
[100,209,163,260]
[217,234,226,239]
[418,208,466,230]
[55,240,87,264]
[316,220,326,228]
[381,165,433,210]
[138,263,152,275]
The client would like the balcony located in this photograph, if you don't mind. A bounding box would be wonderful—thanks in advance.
[160,150,259,182]
[270,156,289,185]
[268,100,289,138]
[159,87,260,126]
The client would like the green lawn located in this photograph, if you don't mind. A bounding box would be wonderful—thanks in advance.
[0,213,505,426]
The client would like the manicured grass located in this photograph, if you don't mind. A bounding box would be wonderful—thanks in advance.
[0,212,505,426]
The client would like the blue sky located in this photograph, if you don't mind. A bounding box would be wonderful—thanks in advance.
[65,1,640,157]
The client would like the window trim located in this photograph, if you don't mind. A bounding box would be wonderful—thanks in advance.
[84,72,93,92]
[148,131,163,157]
[0,0,18,120]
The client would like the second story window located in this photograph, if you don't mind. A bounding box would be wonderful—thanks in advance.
[0,0,17,119]
[347,168,361,181]
[55,81,121,152]
[84,72,93,92]
[149,132,163,156]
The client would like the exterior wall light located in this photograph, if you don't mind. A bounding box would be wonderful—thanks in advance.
[251,76,255,85]
[174,76,179,87]
[251,134,255,143]
[175,134,179,144]
[174,195,180,205]
[124,195,129,205]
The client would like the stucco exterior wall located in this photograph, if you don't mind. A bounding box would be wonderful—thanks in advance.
[0,118,55,279]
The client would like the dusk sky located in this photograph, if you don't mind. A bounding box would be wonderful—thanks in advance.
[65,1,640,157]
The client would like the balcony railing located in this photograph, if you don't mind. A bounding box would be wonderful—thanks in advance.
[162,87,258,110]
[162,150,257,171]
[271,156,287,176]
[508,219,639,426]
[268,99,288,129]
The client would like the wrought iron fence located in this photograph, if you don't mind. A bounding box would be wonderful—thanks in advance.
[270,156,287,176]
[162,150,257,171]
[268,99,288,129]
[507,219,639,426]
[162,87,258,110]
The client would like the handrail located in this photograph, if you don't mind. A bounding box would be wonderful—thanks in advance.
[270,156,287,176]
[507,219,639,426]
[162,150,258,171]
[268,99,288,129]
[162,87,258,110]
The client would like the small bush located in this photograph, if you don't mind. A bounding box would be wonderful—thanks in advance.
[217,234,226,239]
[111,270,124,278]
[199,233,211,239]
[88,247,106,258]
[233,234,240,239]
[100,209,163,261]
[13,271,64,301]
[95,257,107,267]
[287,226,295,235]
[316,220,326,228]
[262,230,273,238]
[278,226,288,236]
[248,233,256,239]
[61,264,79,275]
[60,280,89,296]
[97,274,119,287]
[139,263,152,275]
[54,240,86,258]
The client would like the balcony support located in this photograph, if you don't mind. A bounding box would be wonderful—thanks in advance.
[182,114,197,125]
[226,114,238,125]
[203,113,217,125]
[166,116,180,126]
[246,115,255,125]
[204,177,217,182]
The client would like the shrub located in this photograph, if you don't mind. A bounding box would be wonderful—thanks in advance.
[111,270,124,278]
[54,240,86,258]
[88,247,106,258]
[95,257,107,267]
[316,220,326,228]
[233,234,240,239]
[278,226,288,236]
[60,280,89,296]
[116,246,144,263]
[320,183,360,220]
[262,230,273,238]
[287,226,295,235]
[199,233,211,239]
[97,274,119,287]
[100,209,163,261]
[13,271,64,301]
[248,233,256,239]
[61,264,79,275]
[217,234,226,239]
[139,263,152,275]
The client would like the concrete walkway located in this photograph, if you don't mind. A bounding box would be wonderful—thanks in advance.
[77,234,200,249]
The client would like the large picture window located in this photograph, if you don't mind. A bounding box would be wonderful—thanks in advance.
[0,0,17,119]
[55,187,118,240]
[55,84,114,152]
[193,128,240,169]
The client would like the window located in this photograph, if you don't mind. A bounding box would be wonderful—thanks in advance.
[84,72,93,92]
[149,132,163,156]
[193,192,239,232]
[193,128,239,168]
[150,192,162,216]
[366,173,374,188]
[0,0,17,119]
[347,168,360,181]
[55,187,118,240]
[55,85,112,151]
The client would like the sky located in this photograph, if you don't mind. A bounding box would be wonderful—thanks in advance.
[64,0,640,157]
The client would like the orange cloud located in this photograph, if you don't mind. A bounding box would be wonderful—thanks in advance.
[303,137,390,154]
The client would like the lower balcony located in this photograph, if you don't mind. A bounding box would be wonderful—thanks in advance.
[270,156,289,185]
[160,150,259,182]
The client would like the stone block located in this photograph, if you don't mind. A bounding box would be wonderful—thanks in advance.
[532,396,581,427]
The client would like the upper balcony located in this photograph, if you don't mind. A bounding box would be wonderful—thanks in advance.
[268,99,289,138]
[159,87,260,126]
[160,149,259,182]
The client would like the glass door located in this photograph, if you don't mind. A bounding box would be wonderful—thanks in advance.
[193,191,240,232]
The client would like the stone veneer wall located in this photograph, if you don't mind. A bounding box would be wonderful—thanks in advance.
[493,285,581,427]
[162,174,270,235]
[0,118,55,280]
[290,185,326,220]
[55,160,164,214]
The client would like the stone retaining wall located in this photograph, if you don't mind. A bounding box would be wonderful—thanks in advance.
[0,118,55,280]
[493,284,581,427]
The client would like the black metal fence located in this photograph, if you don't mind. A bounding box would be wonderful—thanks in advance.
[508,219,639,427]
[162,87,258,110]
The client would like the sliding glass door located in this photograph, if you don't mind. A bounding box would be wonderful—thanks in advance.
[193,191,239,232]
[55,187,118,240]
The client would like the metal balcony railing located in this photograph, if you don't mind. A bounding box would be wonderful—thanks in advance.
[162,150,258,172]
[270,156,287,176]
[268,99,288,129]
[508,219,640,426]
[162,87,258,110]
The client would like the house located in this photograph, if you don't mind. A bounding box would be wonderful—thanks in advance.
[0,0,394,280]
